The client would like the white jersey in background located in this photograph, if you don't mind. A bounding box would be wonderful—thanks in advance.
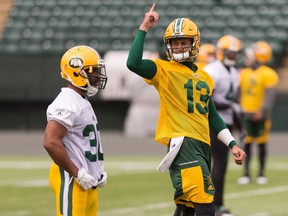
[101,50,160,138]
[46,87,104,185]
[204,60,240,125]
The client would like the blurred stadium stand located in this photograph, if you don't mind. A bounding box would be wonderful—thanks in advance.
[0,0,287,131]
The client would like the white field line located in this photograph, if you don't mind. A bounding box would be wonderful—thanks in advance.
[0,161,159,170]
[0,160,287,171]
[99,185,288,216]
[5,211,30,216]
[0,161,51,169]
[0,161,159,187]
[0,160,287,187]
[225,185,288,199]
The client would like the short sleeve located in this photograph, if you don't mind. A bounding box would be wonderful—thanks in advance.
[47,103,76,130]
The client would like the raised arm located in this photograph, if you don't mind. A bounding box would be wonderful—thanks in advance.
[126,3,159,79]
[139,3,158,32]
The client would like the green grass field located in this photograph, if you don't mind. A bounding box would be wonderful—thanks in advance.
[0,155,287,216]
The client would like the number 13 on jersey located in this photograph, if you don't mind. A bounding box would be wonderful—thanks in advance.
[184,79,210,114]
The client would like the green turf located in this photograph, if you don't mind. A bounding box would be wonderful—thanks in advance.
[0,156,287,216]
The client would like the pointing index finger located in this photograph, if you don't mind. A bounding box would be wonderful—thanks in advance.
[149,3,156,12]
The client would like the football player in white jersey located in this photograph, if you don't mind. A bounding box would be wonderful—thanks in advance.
[44,45,108,216]
[203,35,242,216]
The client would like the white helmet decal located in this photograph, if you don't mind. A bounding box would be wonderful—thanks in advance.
[69,58,83,68]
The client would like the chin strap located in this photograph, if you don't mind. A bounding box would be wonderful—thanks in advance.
[86,85,98,97]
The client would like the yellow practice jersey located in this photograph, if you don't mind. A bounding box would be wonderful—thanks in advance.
[145,60,214,146]
[194,61,207,70]
[240,65,279,113]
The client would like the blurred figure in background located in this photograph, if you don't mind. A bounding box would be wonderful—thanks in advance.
[101,42,164,138]
[124,39,166,138]
[203,35,242,216]
[195,43,216,69]
[124,50,160,138]
[238,41,279,185]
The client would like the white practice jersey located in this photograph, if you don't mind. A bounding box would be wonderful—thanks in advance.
[47,87,104,185]
[204,60,240,125]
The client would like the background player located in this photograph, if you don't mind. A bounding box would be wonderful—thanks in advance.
[44,45,108,216]
[195,43,216,69]
[126,4,246,216]
[123,50,160,138]
[203,35,242,216]
[238,41,279,185]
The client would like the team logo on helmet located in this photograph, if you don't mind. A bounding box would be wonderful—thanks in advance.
[69,58,83,68]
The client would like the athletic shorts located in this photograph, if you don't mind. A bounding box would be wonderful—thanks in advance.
[168,137,214,208]
[244,118,271,144]
[49,163,99,216]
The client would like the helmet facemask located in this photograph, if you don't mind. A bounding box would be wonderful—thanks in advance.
[216,35,242,67]
[166,38,197,62]
[222,49,241,67]
[244,47,258,68]
[60,45,108,97]
[80,62,108,97]
[244,41,272,69]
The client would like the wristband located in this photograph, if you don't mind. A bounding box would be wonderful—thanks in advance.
[228,140,237,149]
[217,128,236,148]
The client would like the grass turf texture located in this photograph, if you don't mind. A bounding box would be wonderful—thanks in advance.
[0,156,287,216]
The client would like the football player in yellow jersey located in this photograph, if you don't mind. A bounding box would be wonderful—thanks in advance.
[126,4,246,216]
[238,41,279,185]
[195,43,216,69]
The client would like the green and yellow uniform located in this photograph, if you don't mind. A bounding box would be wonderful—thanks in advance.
[127,30,233,208]
[146,59,214,146]
[50,163,98,216]
[240,65,279,143]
